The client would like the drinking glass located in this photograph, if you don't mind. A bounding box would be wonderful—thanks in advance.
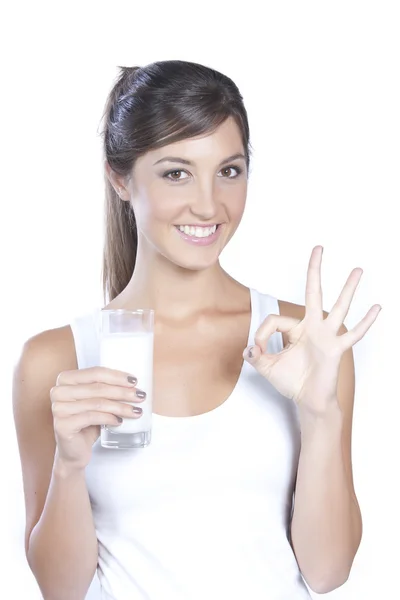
[99,309,154,449]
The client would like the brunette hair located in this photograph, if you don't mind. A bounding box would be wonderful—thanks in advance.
[99,60,252,302]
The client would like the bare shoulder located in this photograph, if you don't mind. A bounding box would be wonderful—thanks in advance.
[12,324,77,554]
[13,324,77,401]
[21,324,77,360]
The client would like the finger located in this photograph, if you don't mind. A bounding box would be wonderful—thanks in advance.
[326,268,363,331]
[52,397,143,418]
[250,314,300,355]
[56,366,138,388]
[305,245,324,320]
[338,304,382,351]
[51,382,145,403]
[54,412,125,436]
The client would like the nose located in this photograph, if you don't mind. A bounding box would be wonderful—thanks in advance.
[188,182,219,220]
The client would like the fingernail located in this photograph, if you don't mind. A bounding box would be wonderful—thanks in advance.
[247,346,254,358]
[127,376,137,385]
[135,389,146,399]
[132,407,142,414]
[117,417,123,422]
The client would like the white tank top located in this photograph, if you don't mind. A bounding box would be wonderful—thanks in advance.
[70,288,311,600]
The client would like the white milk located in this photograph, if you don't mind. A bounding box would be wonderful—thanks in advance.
[99,331,154,434]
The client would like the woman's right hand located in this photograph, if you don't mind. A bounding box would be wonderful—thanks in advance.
[50,367,145,471]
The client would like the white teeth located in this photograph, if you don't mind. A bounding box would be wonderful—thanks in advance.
[177,225,217,238]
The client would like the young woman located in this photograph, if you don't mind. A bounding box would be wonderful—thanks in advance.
[13,60,381,600]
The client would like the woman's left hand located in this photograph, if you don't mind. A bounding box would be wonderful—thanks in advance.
[243,246,382,414]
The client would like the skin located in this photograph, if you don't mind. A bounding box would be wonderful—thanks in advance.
[105,115,255,417]
[13,114,365,594]
[105,116,249,320]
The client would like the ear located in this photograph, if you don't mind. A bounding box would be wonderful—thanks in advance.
[104,160,130,201]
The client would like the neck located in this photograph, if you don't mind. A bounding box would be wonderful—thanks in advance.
[107,252,239,321]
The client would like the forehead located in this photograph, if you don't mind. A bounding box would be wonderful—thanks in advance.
[147,116,244,164]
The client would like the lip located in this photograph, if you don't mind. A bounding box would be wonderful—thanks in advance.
[173,224,223,246]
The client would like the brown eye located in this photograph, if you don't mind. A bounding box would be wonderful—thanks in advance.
[163,169,189,182]
[162,165,243,183]
[219,166,242,178]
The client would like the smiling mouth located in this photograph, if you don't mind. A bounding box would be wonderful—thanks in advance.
[173,224,221,228]
[174,224,220,235]
[173,223,223,243]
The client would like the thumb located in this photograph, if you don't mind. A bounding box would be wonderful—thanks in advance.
[242,344,262,363]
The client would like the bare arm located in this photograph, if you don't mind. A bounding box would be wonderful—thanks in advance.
[290,334,362,593]
[278,301,362,594]
[28,457,98,600]
[13,328,98,600]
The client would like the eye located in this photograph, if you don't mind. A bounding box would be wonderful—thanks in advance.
[163,169,189,182]
[162,165,243,183]
[218,166,243,179]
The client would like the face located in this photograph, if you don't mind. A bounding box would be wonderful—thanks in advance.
[109,116,248,271]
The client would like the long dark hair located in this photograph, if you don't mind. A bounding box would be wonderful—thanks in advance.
[99,60,253,303]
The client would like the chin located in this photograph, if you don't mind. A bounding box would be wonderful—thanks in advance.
[169,254,220,272]
[153,244,220,271]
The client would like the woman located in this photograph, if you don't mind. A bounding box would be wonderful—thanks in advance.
[13,60,381,600]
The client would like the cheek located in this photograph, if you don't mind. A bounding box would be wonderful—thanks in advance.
[149,200,179,225]
[225,186,247,220]
[140,190,191,228]
[134,187,175,225]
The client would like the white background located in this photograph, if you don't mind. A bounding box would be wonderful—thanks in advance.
[1,1,398,598]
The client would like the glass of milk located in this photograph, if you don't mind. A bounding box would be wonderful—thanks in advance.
[99,308,154,449]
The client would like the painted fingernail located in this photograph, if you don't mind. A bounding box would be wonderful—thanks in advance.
[117,416,123,422]
[132,407,142,414]
[135,389,146,399]
[247,346,254,358]
[127,376,138,385]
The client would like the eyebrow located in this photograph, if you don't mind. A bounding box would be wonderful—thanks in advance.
[153,152,246,167]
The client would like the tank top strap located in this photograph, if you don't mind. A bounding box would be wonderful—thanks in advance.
[250,289,284,355]
[70,310,100,369]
